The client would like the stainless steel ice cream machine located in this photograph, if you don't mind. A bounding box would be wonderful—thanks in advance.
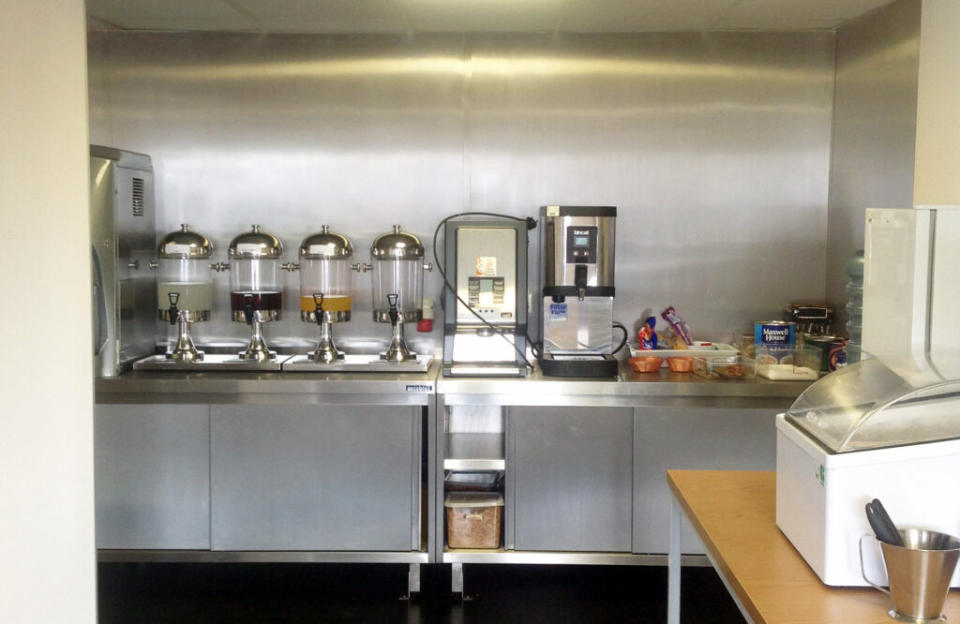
[133,223,434,373]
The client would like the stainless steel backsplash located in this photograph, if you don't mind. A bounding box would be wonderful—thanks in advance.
[826,0,921,319]
[87,31,835,352]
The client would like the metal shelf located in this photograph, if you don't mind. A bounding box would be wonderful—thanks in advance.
[98,550,429,564]
[444,432,504,471]
[441,549,710,566]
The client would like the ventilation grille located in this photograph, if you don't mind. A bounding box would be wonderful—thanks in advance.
[132,178,145,217]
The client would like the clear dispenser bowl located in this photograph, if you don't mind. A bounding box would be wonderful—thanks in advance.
[156,257,212,321]
[299,257,352,321]
[784,356,960,453]
[229,257,282,317]
[371,258,422,323]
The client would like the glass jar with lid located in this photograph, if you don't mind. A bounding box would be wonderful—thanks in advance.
[155,224,213,361]
[298,226,354,323]
[371,224,425,324]
[226,224,283,361]
[227,224,283,322]
[156,224,214,322]
[289,226,355,363]
[370,224,426,361]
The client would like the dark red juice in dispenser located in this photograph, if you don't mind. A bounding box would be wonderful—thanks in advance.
[230,291,283,311]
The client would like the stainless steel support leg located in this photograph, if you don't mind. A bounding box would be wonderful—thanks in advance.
[668,495,682,624]
[407,563,421,598]
[451,562,464,599]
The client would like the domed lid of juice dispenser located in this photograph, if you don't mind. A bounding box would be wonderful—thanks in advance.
[371,225,424,259]
[228,224,283,258]
[300,226,353,259]
[157,224,213,259]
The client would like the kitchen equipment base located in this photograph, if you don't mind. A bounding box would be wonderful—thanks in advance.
[133,353,284,371]
[282,353,433,373]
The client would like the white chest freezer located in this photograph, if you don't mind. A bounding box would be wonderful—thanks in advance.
[776,355,960,587]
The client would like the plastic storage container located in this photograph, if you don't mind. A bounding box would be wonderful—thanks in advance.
[756,345,819,380]
[445,492,503,549]
[783,356,960,453]
[693,354,756,379]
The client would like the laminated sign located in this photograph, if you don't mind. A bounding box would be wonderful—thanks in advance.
[475,256,497,276]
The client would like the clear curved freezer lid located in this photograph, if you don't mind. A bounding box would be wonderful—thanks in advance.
[785,356,960,453]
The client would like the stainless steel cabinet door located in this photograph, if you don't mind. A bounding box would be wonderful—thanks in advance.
[632,407,777,554]
[211,405,420,551]
[95,404,211,549]
[508,407,633,552]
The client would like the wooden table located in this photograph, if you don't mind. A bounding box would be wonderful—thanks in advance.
[666,470,960,624]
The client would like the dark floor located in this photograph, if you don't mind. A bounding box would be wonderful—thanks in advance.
[98,562,746,623]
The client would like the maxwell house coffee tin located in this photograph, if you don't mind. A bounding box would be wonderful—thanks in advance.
[755,321,796,346]
[755,321,797,364]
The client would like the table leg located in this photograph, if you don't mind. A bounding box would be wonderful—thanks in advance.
[406,563,421,599]
[451,562,464,601]
[668,494,682,624]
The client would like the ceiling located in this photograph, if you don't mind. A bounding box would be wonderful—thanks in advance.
[86,0,896,34]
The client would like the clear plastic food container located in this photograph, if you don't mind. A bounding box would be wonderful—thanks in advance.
[756,345,819,380]
[693,354,756,379]
[445,492,503,549]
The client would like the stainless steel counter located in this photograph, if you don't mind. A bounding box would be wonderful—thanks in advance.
[94,360,810,573]
[438,364,811,409]
[95,363,439,405]
[97,362,810,408]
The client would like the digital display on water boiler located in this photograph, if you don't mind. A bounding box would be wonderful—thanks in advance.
[565,226,598,263]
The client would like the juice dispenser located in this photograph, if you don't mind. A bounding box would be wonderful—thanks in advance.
[155,224,213,362]
[227,224,283,361]
[288,226,355,363]
[371,225,427,362]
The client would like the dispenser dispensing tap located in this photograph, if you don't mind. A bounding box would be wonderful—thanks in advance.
[575,264,588,302]
[308,292,344,363]
[167,292,180,326]
[387,293,400,326]
[313,293,325,326]
[242,293,256,326]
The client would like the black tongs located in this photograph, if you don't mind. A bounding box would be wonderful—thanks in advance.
[865,498,905,547]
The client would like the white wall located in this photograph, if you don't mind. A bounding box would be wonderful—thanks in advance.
[0,1,96,622]
[914,0,960,205]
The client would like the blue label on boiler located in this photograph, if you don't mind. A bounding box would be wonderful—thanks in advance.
[549,303,568,321]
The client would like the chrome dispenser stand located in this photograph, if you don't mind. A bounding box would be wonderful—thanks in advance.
[164,292,203,362]
[381,293,416,362]
[238,294,276,362]
[308,293,345,363]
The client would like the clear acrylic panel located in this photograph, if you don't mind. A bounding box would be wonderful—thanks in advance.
[785,355,960,453]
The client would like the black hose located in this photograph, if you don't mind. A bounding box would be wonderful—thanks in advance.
[611,322,629,355]
[433,212,537,370]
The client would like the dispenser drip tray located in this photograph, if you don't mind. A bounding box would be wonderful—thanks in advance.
[282,353,432,373]
[133,353,284,371]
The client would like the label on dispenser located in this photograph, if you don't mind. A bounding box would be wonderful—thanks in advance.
[308,243,337,256]
[163,243,192,255]
[475,256,497,277]
[236,242,263,255]
[549,302,568,321]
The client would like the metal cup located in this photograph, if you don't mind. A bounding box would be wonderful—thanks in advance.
[860,529,960,623]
